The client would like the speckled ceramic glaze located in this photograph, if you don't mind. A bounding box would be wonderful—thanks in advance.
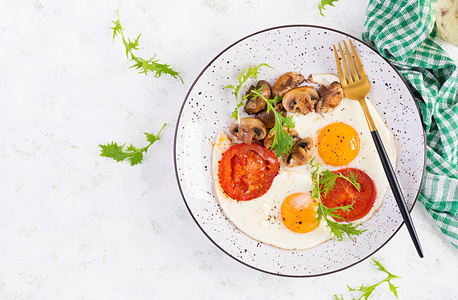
[174,25,425,277]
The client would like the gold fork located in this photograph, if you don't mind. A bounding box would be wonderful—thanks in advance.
[333,40,423,258]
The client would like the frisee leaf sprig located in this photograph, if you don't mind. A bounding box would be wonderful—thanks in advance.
[111,10,183,83]
[99,123,166,166]
[334,258,401,300]
[250,90,295,158]
[224,63,272,122]
[320,169,361,197]
[310,158,366,241]
[318,0,339,16]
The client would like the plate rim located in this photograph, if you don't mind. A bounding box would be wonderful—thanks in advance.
[173,24,427,277]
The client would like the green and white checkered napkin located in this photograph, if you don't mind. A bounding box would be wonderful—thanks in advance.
[363,0,458,249]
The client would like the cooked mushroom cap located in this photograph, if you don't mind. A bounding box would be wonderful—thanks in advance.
[263,126,299,151]
[284,137,314,167]
[244,84,267,114]
[229,118,267,144]
[256,80,272,99]
[315,82,344,113]
[282,86,319,115]
[316,85,328,98]
[255,103,286,129]
[272,72,305,97]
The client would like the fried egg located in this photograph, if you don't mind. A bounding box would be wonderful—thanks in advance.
[212,74,396,250]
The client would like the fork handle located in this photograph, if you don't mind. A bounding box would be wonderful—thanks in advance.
[370,129,424,258]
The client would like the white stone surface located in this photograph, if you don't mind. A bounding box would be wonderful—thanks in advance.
[1,0,457,299]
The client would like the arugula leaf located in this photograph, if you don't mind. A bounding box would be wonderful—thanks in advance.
[310,159,366,241]
[111,10,183,83]
[340,258,401,300]
[250,91,295,158]
[99,123,166,166]
[318,0,339,16]
[224,63,272,122]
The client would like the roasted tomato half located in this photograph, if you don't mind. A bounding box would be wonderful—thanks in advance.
[219,143,278,201]
[321,168,376,222]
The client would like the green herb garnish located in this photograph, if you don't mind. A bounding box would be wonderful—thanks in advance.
[318,0,339,16]
[111,10,182,82]
[99,123,166,166]
[320,169,361,197]
[250,90,295,158]
[224,63,272,123]
[310,158,366,241]
[334,258,401,300]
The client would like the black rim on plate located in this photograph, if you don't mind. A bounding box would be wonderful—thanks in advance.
[173,24,427,277]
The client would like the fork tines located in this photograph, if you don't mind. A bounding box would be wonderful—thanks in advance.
[333,40,366,85]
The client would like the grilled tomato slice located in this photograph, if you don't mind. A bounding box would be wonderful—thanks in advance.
[321,168,376,222]
[219,143,278,201]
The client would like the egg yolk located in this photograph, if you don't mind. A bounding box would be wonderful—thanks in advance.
[281,193,319,233]
[317,123,360,166]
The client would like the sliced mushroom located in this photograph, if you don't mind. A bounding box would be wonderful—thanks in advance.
[256,80,272,99]
[315,82,344,113]
[284,137,314,167]
[242,85,256,114]
[282,86,319,115]
[244,80,272,114]
[316,85,328,98]
[229,118,267,144]
[272,72,305,97]
[255,103,286,129]
[263,126,299,151]
[243,87,263,115]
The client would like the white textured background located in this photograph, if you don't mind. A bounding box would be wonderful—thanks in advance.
[1,0,458,299]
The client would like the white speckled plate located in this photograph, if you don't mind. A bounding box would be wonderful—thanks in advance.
[174,25,425,277]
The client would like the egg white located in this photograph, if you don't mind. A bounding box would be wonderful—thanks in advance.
[212,74,397,250]
[212,131,332,250]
